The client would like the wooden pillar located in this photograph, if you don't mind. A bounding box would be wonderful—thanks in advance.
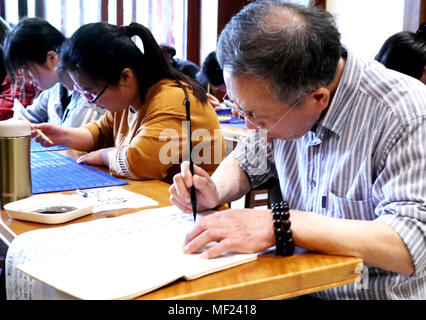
[217,0,249,35]
[0,0,5,20]
[116,0,123,26]
[187,0,201,65]
[420,0,426,23]
[313,0,327,9]
[101,0,108,22]
[18,0,28,19]
[35,0,45,18]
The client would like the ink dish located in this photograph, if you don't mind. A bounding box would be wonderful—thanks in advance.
[4,194,95,224]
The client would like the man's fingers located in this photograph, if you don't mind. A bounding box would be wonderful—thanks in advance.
[171,174,191,204]
[170,199,192,214]
[192,164,213,179]
[180,161,212,189]
[183,223,206,248]
[183,228,218,254]
[192,174,213,193]
[183,213,229,254]
[169,191,193,213]
[200,239,234,259]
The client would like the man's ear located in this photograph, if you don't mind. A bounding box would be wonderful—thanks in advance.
[45,51,58,69]
[311,87,330,112]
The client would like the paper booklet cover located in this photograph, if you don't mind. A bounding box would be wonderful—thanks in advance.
[14,206,257,300]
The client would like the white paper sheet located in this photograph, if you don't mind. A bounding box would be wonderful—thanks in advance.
[6,206,257,300]
[75,187,159,213]
[12,99,34,122]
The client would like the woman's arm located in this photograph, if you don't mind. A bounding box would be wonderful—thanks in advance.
[32,123,95,151]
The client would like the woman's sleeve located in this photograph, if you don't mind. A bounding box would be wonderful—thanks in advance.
[108,108,186,180]
[84,111,115,150]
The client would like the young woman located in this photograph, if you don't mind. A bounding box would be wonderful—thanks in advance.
[33,22,224,183]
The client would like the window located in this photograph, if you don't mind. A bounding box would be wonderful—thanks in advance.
[2,0,188,59]
[327,0,405,60]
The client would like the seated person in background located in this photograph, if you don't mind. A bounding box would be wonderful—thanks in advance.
[0,61,39,121]
[170,0,425,299]
[160,44,200,80]
[3,18,104,127]
[375,22,426,84]
[196,51,227,110]
[0,19,39,121]
[33,22,224,183]
[0,45,6,82]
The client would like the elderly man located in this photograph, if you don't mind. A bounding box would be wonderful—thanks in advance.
[170,0,425,299]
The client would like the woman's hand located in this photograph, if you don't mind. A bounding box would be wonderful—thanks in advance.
[32,123,63,146]
[207,93,227,110]
[77,147,115,167]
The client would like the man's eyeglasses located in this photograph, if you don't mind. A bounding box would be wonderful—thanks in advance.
[222,95,304,133]
[74,83,109,104]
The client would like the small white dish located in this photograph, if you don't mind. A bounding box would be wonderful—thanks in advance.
[4,194,95,224]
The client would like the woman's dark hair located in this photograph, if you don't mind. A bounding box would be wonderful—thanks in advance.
[375,23,426,80]
[3,17,65,76]
[59,22,206,103]
[196,51,224,89]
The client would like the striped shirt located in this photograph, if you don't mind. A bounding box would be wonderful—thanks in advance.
[231,49,426,299]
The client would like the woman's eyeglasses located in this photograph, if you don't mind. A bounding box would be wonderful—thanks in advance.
[74,83,109,103]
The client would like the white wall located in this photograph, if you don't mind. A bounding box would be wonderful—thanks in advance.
[327,0,405,61]
[200,0,219,65]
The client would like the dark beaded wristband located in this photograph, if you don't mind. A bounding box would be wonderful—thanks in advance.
[272,201,295,256]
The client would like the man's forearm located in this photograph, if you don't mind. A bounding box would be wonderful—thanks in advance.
[212,156,251,206]
[291,210,415,275]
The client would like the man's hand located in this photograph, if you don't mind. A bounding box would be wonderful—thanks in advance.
[169,161,220,213]
[183,208,275,258]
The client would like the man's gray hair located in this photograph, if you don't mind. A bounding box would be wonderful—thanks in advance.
[217,0,341,104]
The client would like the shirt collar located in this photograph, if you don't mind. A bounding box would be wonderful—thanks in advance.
[317,49,364,137]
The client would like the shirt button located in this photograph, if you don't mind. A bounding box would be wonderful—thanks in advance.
[310,180,316,188]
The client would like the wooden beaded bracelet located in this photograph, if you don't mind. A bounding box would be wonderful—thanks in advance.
[271,201,295,256]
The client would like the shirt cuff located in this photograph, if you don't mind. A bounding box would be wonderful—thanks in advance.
[108,145,138,180]
[229,131,276,188]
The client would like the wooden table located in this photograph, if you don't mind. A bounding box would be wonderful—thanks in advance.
[140,253,362,300]
[1,150,363,300]
[0,179,172,243]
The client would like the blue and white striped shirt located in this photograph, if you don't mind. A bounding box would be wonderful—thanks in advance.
[231,50,426,299]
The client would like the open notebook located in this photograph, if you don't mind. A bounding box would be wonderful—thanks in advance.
[12,206,257,300]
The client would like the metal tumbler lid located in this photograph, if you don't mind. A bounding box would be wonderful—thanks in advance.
[0,119,31,137]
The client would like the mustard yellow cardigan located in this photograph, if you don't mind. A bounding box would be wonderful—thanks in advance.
[85,79,224,183]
